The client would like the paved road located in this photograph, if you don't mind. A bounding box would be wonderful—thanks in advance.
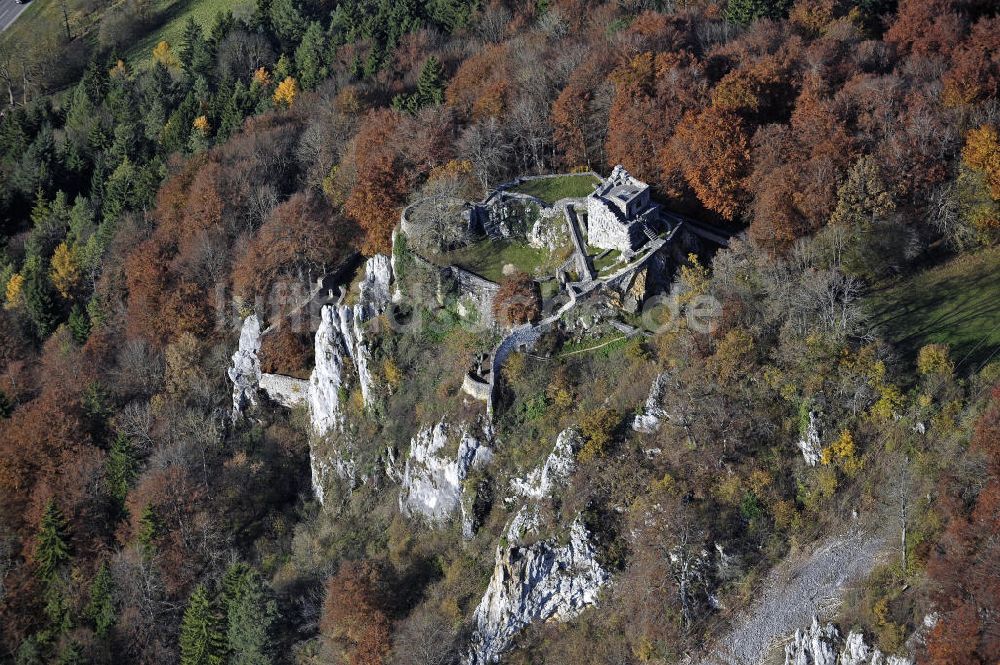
[0,0,29,33]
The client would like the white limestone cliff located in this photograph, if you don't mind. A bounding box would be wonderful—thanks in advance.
[228,314,262,419]
[784,617,914,665]
[464,510,609,665]
[633,372,670,433]
[309,255,394,438]
[509,428,580,499]
[308,305,348,437]
[399,420,494,524]
[465,428,608,664]
[798,411,823,467]
[307,255,394,502]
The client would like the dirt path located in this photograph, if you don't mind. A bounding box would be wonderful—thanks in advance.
[696,527,891,665]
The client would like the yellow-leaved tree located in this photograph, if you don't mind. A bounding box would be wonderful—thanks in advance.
[4,272,23,309]
[192,116,211,135]
[152,40,179,69]
[252,67,272,86]
[963,125,1000,200]
[50,242,81,300]
[273,77,299,107]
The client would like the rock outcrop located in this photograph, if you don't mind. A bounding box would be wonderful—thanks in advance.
[228,313,312,415]
[510,428,580,499]
[307,255,394,502]
[632,372,669,433]
[465,510,609,665]
[465,427,608,665]
[308,304,348,437]
[797,411,823,466]
[399,420,494,525]
[784,617,914,665]
[228,314,262,418]
[528,210,567,251]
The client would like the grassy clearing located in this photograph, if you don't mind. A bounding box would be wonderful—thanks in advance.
[592,249,621,273]
[865,247,1000,372]
[558,331,631,358]
[437,240,553,283]
[1,0,80,52]
[1,0,232,71]
[510,174,601,205]
[124,0,237,67]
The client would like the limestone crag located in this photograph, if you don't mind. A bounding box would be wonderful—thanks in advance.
[797,412,823,466]
[633,372,670,433]
[228,314,262,418]
[510,428,580,499]
[465,512,609,665]
[399,419,494,524]
[528,210,567,251]
[308,304,349,437]
[307,255,394,502]
[784,617,914,665]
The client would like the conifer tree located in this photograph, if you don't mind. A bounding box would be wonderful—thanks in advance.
[180,585,226,665]
[68,304,90,344]
[21,258,58,339]
[295,21,328,90]
[35,499,70,583]
[222,563,278,665]
[137,504,160,559]
[416,56,445,108]
[180,18,213,80]
[86,562,116,637]
[106,433,137,508]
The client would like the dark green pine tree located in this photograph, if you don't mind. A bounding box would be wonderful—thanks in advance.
[416,55,445,108]
[85,562,116,637]
[67,304,90,344]
[349,54,363,80]
[101,157,137,228]
[221,563,278,665]
[218,82,251,141]
[106,432,137,508]
[724,0,792,24]
[268,0,306,48]
[391,93,418,115]
[54,641,85,665]
[180,18,213,80]
[295,21,328,90]
[363,47,381,80]
[180,585,226,665]
[35,499,70,583]
[136,504,161,559]
[21,259,58,340]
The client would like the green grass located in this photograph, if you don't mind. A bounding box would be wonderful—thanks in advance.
[1,0,80,53]
[558,332,629,358]
[0,0,233,71]
[510,174,601,205]
[124,0,235,67]
[437,240,553,283]
[865,247,1000,372]
[592,249,621,273]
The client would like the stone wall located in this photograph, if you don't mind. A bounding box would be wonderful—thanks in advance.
[586,199,634,252]
[447,265,499,327]
[487,323,546,417]
[259,373,309,408]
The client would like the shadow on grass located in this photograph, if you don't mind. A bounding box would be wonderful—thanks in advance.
[865,255,1000,371]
